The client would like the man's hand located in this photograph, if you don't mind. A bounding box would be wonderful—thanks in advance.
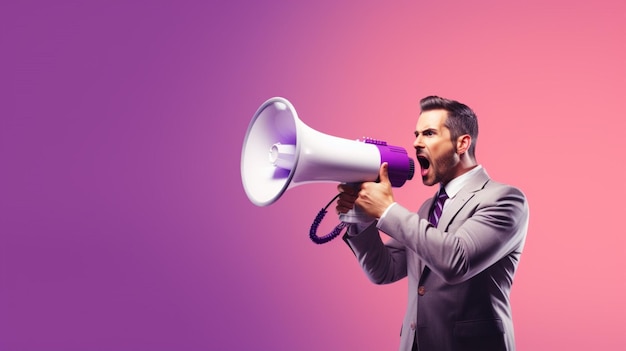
[356,162,395,218]
[336,163,395,219]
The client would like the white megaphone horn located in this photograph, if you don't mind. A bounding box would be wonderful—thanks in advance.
[241,97,415,243]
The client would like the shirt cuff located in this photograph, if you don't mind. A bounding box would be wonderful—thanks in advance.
[379,202,397,221]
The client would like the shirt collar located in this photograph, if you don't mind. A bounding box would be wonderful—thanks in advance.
[442,165,483,199]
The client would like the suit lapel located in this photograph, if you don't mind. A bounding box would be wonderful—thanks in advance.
[418,168,490,281]
[438,168,490,230]
[437,192,474,230]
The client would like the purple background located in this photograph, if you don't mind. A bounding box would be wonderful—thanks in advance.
[2,1,625,350]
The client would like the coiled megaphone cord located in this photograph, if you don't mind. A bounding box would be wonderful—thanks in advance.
[309,193,348,244]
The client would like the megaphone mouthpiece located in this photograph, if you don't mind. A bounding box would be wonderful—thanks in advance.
[269,143,296,169]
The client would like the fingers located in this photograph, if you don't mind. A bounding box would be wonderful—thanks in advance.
[336,197,355,214]
[336,193,357,213]
[336,184,358,214]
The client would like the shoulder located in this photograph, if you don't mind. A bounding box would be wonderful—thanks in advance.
[477,179,529,225]
[474,168,527,201]
[482,179,527,200]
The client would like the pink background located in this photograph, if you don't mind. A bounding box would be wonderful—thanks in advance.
[2,0,625,350]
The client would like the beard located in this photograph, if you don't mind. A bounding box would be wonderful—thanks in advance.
[422,147,459,186]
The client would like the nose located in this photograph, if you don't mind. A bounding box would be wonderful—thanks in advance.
[413,135,423,149]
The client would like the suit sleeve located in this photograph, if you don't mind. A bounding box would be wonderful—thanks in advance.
[343,223,408,285]
[377,185,529,285]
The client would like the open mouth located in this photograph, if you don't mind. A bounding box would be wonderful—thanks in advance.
[417,155,430,176]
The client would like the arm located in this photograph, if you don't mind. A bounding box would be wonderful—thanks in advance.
[377,184,529,284]
[336,170,407,285]
[343,223,408,285]
[336,162,407,284]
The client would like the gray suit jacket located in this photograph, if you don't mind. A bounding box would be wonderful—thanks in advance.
[344,168,529,351]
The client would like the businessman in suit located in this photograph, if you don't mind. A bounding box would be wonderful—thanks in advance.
[337,96,529,351]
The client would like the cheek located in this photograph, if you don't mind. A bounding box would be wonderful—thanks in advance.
[432,145,456,167]
[429,142,446,159]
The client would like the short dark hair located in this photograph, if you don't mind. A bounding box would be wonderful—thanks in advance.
[419,95,479,158]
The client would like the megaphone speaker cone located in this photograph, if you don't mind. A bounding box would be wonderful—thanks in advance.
[241,97,414,207]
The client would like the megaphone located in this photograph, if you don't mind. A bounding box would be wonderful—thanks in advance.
[241,97,415,243]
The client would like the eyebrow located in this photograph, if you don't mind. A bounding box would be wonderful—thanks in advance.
[414,128,437,137]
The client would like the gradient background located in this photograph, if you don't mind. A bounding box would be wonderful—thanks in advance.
[2,0,625,350]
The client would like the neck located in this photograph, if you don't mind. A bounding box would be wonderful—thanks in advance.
[445,156,478,184]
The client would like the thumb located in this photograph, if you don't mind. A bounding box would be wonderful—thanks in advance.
[379,162,390,184]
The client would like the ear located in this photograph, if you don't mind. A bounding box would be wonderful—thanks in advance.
[456,134,471,155]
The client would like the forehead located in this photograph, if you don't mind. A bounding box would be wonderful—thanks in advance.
[416,109,448,131]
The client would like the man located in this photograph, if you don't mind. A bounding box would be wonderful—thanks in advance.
[336,96,529,351]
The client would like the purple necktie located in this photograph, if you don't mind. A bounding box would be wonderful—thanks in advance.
[429,187,448,226]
